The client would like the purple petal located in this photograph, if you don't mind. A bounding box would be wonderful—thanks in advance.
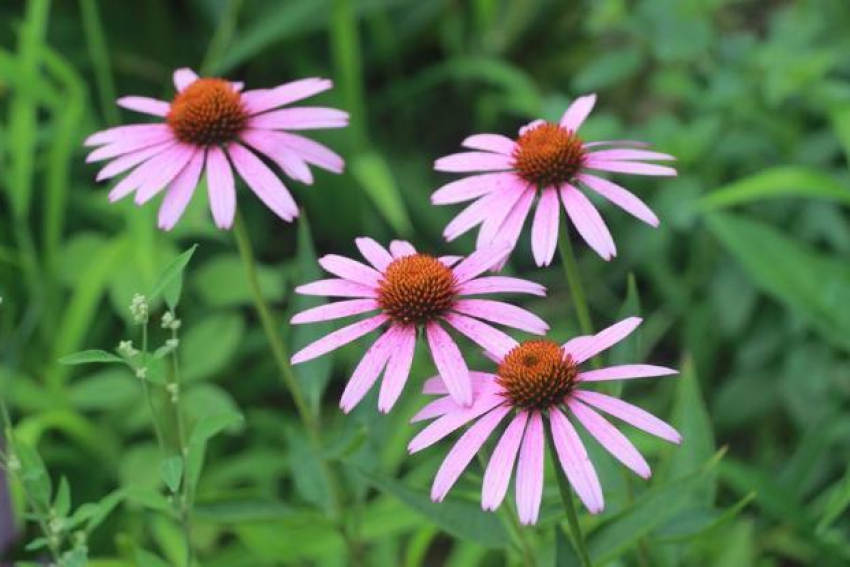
[174,68,198,91]
[96,141,176,182]
[295,278,377,298]
[452,244,512,284]
[242,78,333,114]
[461,134,517,156]
[318,254,382,287]
[515,411,545,525]
[563,317,642,364]
[291,299,379,324]
[86,126,173,162]
[85,124,170,147]
[586,149,675,162]
[228,143,298,222]
[482,411,528,511]
[134,145,197,204]
[378,326,417,412]
[560,94,597,132]
[452,299,548,335]
[560,184,616,261]
[579,364,678,383]
[248,107,349,130]
[569,399,650,478]
[291,314,388,365]
[245,130,344,174]
[531,188,560,267]
[241,129,313,184]
[157,150,205,230]
[458,276,546,297]
[488,187,535,269]
[339,328,396,413]
[574,390,682,444]
[408,390,505,453]
[206,146,237,229]
[431,406,510,502]
[578,174,659,227]
[549,407,604,514]
[586,160,677,177]
[434,151,514,173]
[117,96,170,117]
[426,322,472,407]
[431,173,511,205]
[442,312,519,360]
[389,240,417,258]
[422,372,496,396]
[356,237,394,271]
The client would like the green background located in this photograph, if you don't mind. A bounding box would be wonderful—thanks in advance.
[1,0,849,565]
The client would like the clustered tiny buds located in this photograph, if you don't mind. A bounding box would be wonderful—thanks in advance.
[130,293,149,324]
[118,340,138,358]
[6,453,20,472]
[161,311,181,331]
[166,383,180,403]
[135,366,148,380]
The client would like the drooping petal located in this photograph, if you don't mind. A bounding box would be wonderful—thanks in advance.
[531,187,560,267]
[579,364,677,383]
[488,188,536,269]
[563,317,641,364]
[86,126,173,162]
[453,299,548,335]
[475,180,528,249]
[157,149,205,230]
[482,411,528,511]
[442,312,518,360]
[439,256,463,267]
[578,174,659,227]
[248,107,349,130]
[291,314,388,364]
[569,399,650,478]
[583,140,650,149]
[585,149,675,162]
[461,134,517,155]
[206,145,236,229]
[515,411,545,525]
[295,278,377,298]
[421,371,495,396]
[443,190,508,242]
[408,390,505,453]
[117,96,170,117]
[451,244,512,284]
[378,325,417,412]
[574,390,682,444]
[339,328,396,413]
[174,68,198,91]
[434,151,514,173]
[318,255,382,287]
[249,130,344,173]
[96,141,176,182]
[389,240,417,258]
[458,276,546,297]
[426,322,472,407]
[560,184,616,261]
[411,396,463,423]
[134,145,198,204]
[431,173,511,205]
[290,299,380,324]
[586,160,677,177]
[549,407,604,514]
[85,124,170,147]
[241,129,313,184]
[431,406,511,502]
[560,94,597,132]
[242,78,333,114]
[355,237,394,271]
[228,143,299,222]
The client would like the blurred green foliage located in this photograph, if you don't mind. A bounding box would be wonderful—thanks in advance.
[1,0,850,565]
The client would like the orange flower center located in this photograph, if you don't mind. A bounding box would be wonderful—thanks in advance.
[167,78,247,146]
[496,340,578,409]
[378,254,457,325]
[513,123,585,187]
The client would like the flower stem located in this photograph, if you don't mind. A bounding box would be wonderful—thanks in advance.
[232,213,356,549]
[558,219,593,337]
[544,422,594,567]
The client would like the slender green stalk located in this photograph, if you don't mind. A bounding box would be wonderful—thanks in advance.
[558,220,593,337]
[545,421,593,567]
[78,0,119,125]
[166,313,194,567]
[200,0,245,75]
[139,323,166,453]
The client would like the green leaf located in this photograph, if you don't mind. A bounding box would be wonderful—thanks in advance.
[830,104,850,165]
[181,312,244,382]
[817,464,850,533]
[194,254,285,307]
[699,167,850,210]
[352,466,509,547]
[54,476,71,517]
[705,212,850,353]
[660,355,716,505]
[12,438,52,510]
[588,450,725,563]
[350,151,413,236]
[134,549,171,567]
[654,492,756,542]
[58,349,124,366]
[68,488,125,533]
[185,411,244,490]
[159,456,183,494]
[150,244,198,309]
[555,524,581,567]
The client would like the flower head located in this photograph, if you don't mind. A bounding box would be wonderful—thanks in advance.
[85,68,348,230]
[433,94,676,265]
[409,317,681,525]
[290,239,549,412]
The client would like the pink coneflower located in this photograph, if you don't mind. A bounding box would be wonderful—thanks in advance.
[433,94,676,265]
[290,238,549,412]
[408,317,681,525]
[84,68,347,230]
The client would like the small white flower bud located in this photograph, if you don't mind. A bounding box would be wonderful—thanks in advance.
[130,293,149,324]
[135,366,148,380]
[118,340,138,357]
